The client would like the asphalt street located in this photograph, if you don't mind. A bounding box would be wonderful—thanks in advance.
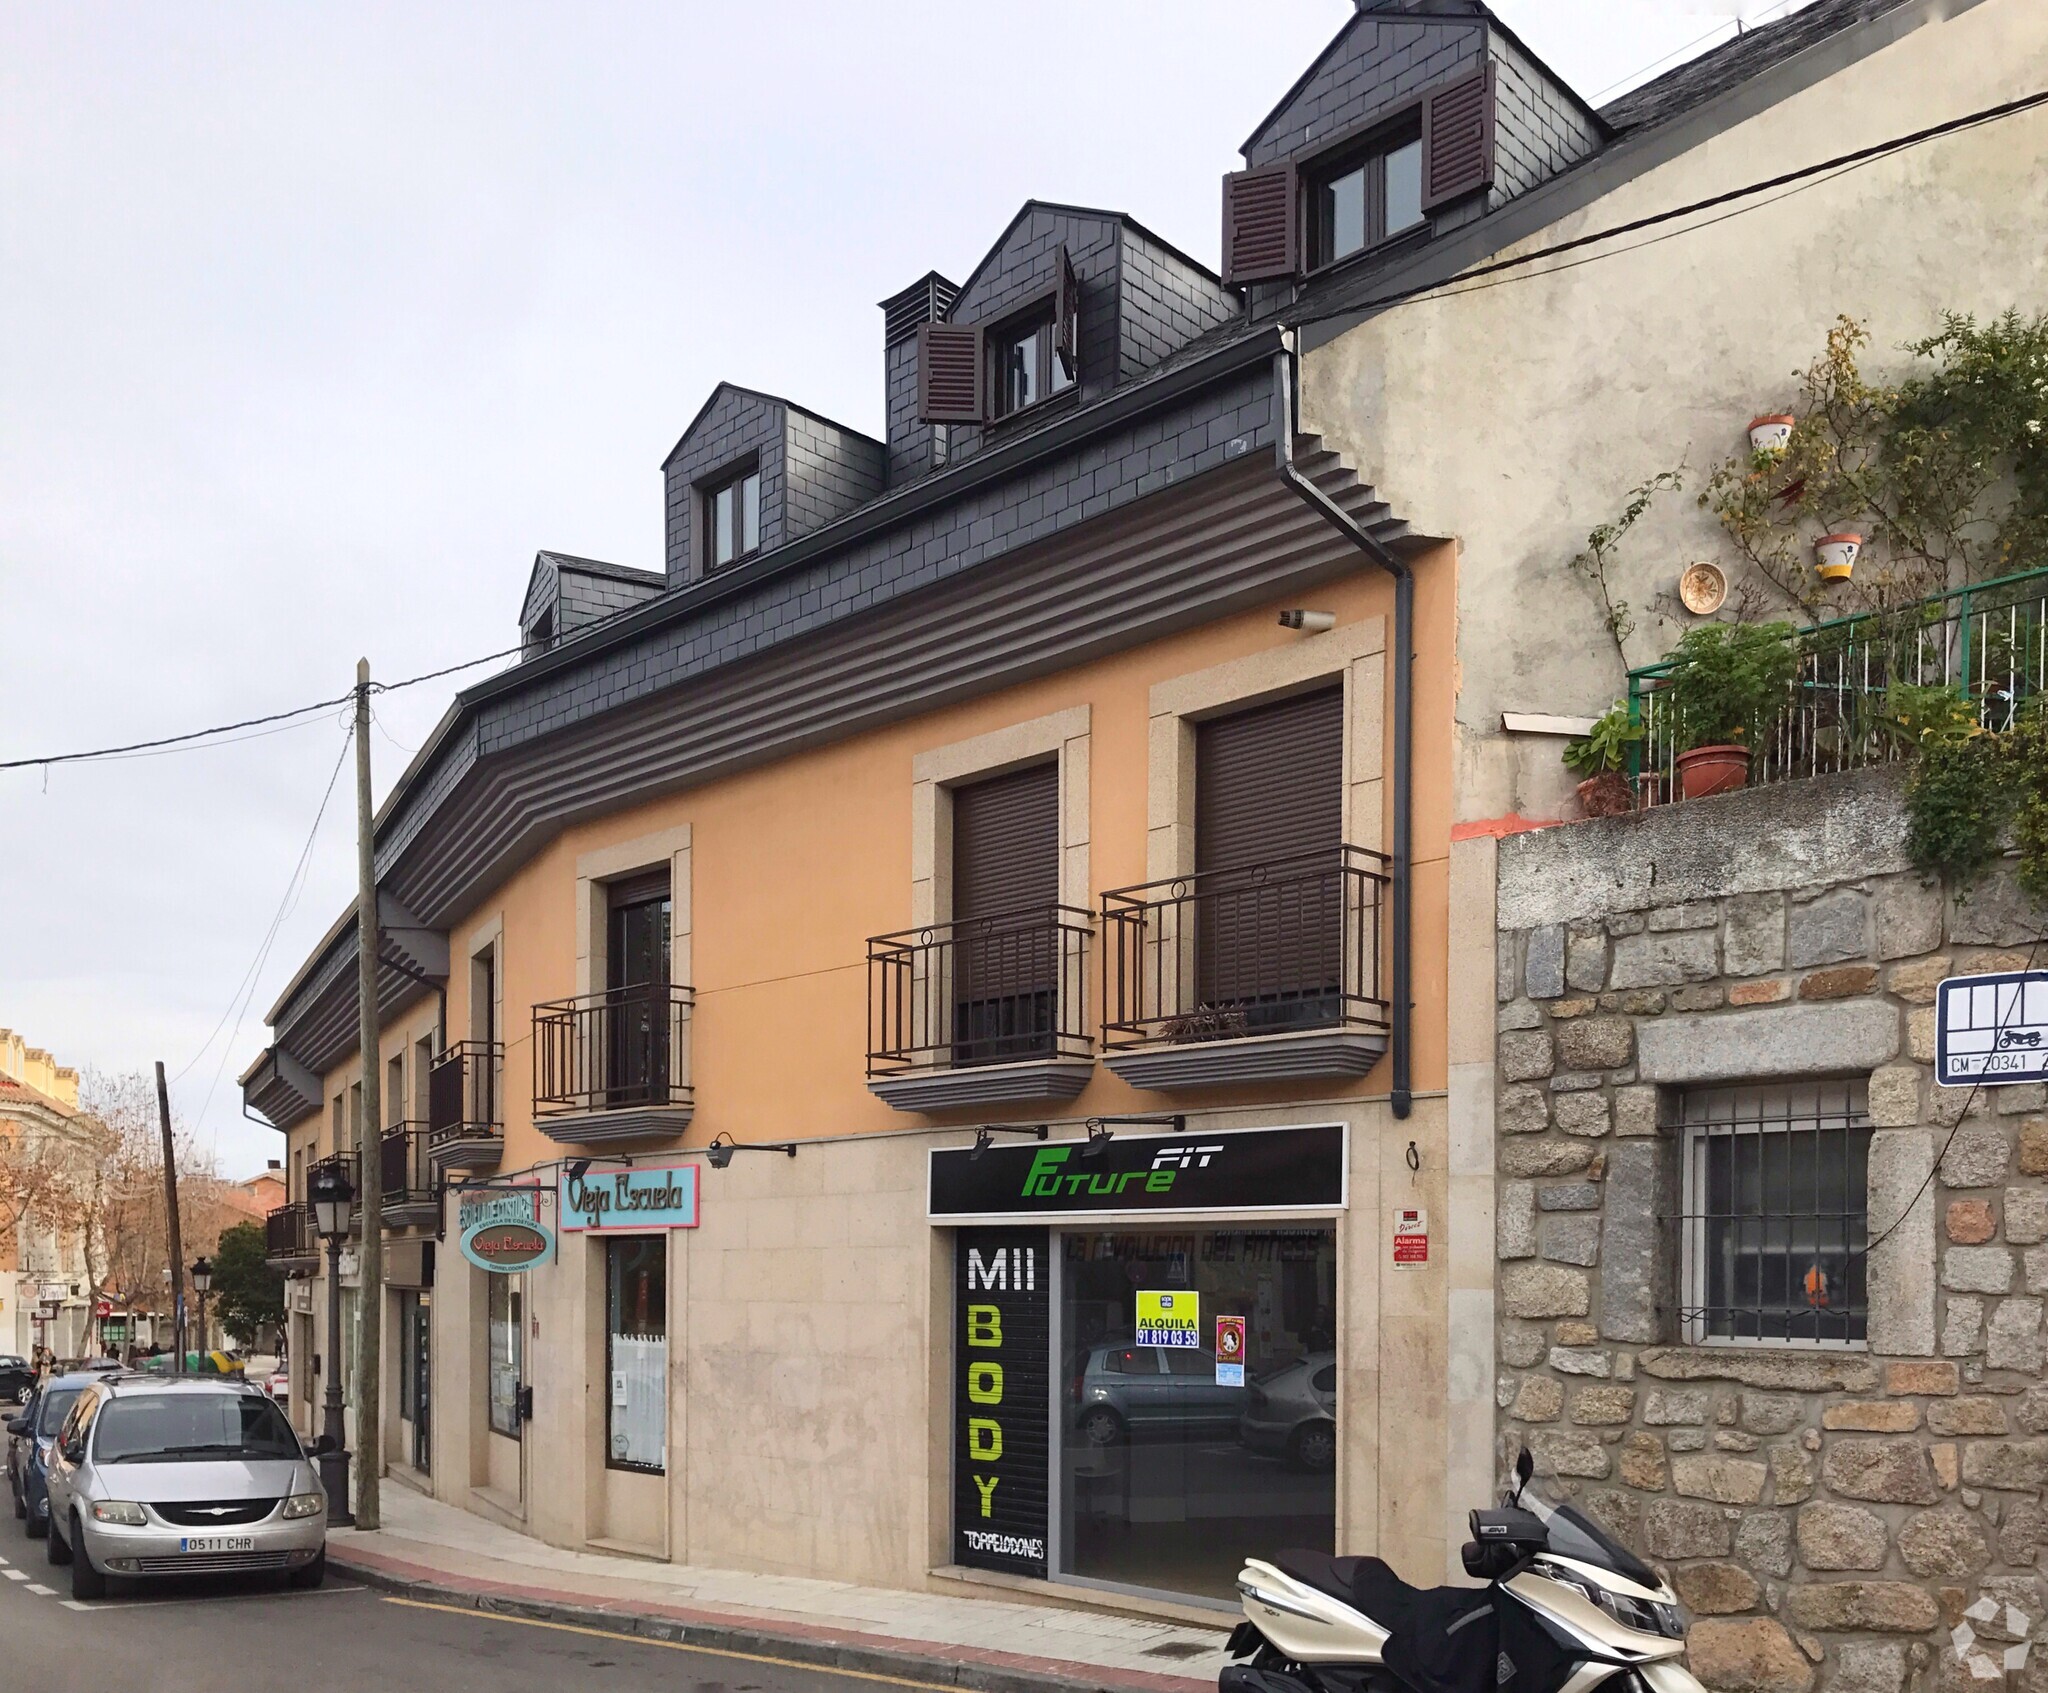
[0,1544,953,1693]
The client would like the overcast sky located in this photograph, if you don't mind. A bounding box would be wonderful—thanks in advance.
[0,0,1814,1176]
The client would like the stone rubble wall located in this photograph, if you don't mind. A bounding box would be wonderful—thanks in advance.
[1495,770,2048,1693]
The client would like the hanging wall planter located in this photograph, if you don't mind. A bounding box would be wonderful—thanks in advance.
[1814,532,1862,582]
[1748,414,1796,454]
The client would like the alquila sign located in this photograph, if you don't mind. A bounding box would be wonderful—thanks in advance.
[928,1123,1346,1220]
[457,1186,554,1273]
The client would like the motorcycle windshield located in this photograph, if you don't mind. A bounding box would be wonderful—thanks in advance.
[1525,1491,1660,1590]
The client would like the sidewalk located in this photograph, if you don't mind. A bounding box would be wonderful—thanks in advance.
[327,1487,1231,1693]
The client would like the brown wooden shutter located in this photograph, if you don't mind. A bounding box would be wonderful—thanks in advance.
[1053,244,1079,381]
[1221,163,1298,285]
[1421,64,1496,211]
[952,762,1058,920]
[1196,687,1342,874]
[918,320,984,424]
[1195,688,1344,1021]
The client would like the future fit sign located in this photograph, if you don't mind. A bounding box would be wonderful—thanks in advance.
[928,1123,1346,1221]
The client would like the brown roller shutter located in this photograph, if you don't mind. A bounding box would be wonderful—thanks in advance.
[1053,243,1079,381]
[1195,688,1343,1025]
[918,320,985,424]
[1421,65,1496,211]
[1221,163,1298,284]
[950,762,1059,1064]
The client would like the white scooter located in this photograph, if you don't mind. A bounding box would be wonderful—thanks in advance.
[1224,1449,1707,1693]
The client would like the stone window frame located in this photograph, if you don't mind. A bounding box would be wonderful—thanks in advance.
[461,912,506,1134]
[1144,616,1385,879]
[574,825,694,1098]
[1671,1078,1874,1353]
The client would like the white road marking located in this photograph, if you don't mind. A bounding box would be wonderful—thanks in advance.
[0,1554,11,1566]
[3,1570,28,1582]
[27,1583,55,1596]
[61,1599,93,1612]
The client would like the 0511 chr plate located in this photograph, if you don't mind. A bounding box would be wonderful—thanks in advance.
[179,1536,256,1553]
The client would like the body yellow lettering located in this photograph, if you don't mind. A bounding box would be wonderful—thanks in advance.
[968,1361,1003,1404]
[974,1474,999,1517]
[967,1304,1002,1347]
[968,1418,1003,1461]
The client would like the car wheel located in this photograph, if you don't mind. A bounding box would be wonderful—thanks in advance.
[69,1521,106,1601]
[46,1510,70,1565]
[289,1549,327,1590]
[1080,1407,1125,1447]
[1289,1421,1338,1473]
[25,1498,47,1539]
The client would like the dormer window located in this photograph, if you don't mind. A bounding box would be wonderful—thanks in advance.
[707,463,761,570]
[1306,126,1423,270]
[990,304,1074,421]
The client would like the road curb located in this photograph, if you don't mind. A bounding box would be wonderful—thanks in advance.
[327,1549,1214,1693]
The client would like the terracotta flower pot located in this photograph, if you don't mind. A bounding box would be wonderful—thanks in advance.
[1814,532,1861,582]
[1576,772,1634,818]
[1749,414,1795,453]
[1675,744,1750,800]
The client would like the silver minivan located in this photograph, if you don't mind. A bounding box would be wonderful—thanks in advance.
[42,1374,326,1599]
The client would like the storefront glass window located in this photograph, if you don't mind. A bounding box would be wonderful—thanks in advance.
[606,1236,667,1472]
[488,1273,522,1439]
[1059,1228,1336,1603]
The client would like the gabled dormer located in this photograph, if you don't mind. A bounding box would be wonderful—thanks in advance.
[520,551,665,655]
[1224,0,1606,290]
[887,202,1235,483]
[662,383,886,584]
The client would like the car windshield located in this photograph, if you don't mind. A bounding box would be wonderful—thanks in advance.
[1525,1487,1660,1589]
[92,1394,301,1464]
[36,1388,82,1437]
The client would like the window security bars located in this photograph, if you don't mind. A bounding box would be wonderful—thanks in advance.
[1678,1081,1872,1346]
[1100,845,1389,1049]
[428,1041,503,1148]
[867,904,1093,1074]
[1628,566,2048,802]
[532,982,693,1115]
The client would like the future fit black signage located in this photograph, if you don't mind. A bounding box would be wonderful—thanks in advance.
[954,1228,1049,1579]
[929,1123,1346,1220]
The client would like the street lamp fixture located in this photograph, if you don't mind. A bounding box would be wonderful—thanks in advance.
[189,1257,212,1364]
[704,1132,797,1170]
[969,1123,1049,1161]
[306,1160,355,1527]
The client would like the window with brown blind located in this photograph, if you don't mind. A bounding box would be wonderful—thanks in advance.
[1194,687,1344,1032]
[949,762,1059,1065]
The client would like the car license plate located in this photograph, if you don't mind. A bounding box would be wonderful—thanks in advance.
[179,1536,256,1553]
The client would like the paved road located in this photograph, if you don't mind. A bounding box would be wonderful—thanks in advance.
[0,1541,947,1693]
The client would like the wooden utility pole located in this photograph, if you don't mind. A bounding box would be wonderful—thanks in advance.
[154,1060,185,1368]
[353,658,384,1530]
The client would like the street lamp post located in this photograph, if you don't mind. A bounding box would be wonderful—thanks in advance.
[189,1256,212,1366]
[308,1161,355,1528]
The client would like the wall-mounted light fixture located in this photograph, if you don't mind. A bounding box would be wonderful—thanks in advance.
[969,1123,1050,1161]
[1078,1113,1186,1161]
[1278,609,1336,634]
[705,1132,798,1170]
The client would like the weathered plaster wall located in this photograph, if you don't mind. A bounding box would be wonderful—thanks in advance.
[1496,769,2048,1693]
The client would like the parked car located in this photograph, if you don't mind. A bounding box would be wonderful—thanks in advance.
[258,1368,290,1410]
[1068,1340,1244,1446]
[42,1375,326,1599]
[0,1356,32,1404]
[7,1371,95,1537]
[1238,1350,1337,1472]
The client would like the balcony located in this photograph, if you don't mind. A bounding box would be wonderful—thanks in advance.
[1100,844,1391,1089]
[263,1203,316,1271]
[532,982,693,1148]
[866,904,1094,1112]
[379,1122,438,1229]
[1630,567,2048,803]
[428,1040,504,1171]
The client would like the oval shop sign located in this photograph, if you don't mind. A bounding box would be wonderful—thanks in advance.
[458,1186,555,1273]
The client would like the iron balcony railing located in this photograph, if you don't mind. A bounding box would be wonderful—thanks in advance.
[533,982,693,1116]
[1100,844,1391,1049]
[428,1040,503,1148]
[379,1122,436,1211]
[867,903,1093,1075]
[264,1203,313,1259]
[1629,566,2048,802]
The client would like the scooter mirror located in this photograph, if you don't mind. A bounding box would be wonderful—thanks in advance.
[1515,1445,1535,1497]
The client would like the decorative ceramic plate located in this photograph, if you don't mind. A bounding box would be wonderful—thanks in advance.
[1679,560,1727,615]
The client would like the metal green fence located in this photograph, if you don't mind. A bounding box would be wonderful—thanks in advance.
[1626,566,2048,802]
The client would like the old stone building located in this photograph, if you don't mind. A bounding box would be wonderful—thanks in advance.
[1494,768,2047,1693]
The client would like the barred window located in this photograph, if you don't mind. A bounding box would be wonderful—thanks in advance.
[1679,1081,1871,1346]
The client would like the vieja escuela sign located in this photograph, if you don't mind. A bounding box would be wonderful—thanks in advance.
[928,1123,1345,1220]
[457,1186,554,1274]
